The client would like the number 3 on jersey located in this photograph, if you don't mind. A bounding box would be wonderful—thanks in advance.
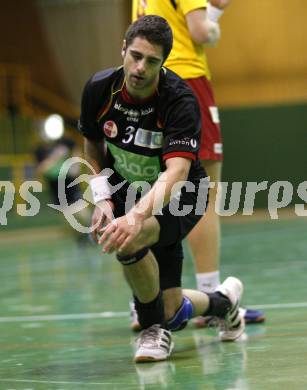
[122,126,136,144]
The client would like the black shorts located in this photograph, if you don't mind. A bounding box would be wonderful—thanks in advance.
[111,175,208,289]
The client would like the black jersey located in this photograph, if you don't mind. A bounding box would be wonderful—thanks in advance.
[79,66,205,185]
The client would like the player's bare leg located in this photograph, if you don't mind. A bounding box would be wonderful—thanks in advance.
[188,160,221,292]
[188,160,265,325]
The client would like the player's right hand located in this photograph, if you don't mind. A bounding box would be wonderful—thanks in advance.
[91,200,115,243]
[204,20,221,47]
[210,0,232,10]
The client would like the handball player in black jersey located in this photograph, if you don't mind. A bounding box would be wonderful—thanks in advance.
[79,15,245,362]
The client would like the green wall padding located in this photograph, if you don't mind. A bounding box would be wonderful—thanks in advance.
[220,103,307,208]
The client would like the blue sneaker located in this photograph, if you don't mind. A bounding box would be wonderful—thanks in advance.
[239,308,265,324]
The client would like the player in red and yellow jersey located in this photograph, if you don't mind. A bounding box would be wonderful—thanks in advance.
[131,0,265,327]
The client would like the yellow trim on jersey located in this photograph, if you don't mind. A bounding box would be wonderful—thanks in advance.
[97,76,125,122]
[132,0,211,80]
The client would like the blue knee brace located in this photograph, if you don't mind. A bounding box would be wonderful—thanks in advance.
[167,296,194,331]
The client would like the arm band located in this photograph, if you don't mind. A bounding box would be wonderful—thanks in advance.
[89,175,112,204]
[207,3,224,22]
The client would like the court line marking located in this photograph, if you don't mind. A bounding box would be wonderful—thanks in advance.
[0,302,306,323]
[0,378,124,386]
[0,312,128,323]
[248,302,307,310]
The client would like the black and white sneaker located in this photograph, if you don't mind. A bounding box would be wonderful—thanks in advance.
[134,324,174,363]
[216,277,245,341]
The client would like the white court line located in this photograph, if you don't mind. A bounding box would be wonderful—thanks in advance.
[0,378,123,386]
[248,302,307,310]
[0,311,128,323]
[0,302,306,323]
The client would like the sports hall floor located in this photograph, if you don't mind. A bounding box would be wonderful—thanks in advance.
[1,215,307,389]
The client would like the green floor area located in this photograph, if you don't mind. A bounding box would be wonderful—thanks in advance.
[1,192,64,231]
[0,218,307,389]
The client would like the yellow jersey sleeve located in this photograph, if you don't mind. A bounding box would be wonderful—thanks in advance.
[131,0,211,80]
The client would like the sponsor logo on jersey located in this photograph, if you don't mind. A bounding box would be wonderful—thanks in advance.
[106,141,160,184]
[134,128,163,149]
[169,137,197,148]
[103,120,118,138]
[127,117,139,123]
[190,138,197,148]
[114,102,154,122]
[114,102,140,122]
[140,107,154,116]
[114,102,139,116]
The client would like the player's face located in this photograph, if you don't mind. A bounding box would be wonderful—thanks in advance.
[122,37,164,99]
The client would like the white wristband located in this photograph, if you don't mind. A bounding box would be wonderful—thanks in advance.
[90,175,112,204]
[207,3,224,22]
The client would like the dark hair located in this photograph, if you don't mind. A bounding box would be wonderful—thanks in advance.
[125,15,173,62]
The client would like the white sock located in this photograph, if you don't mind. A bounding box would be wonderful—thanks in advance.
[196,271,220,293]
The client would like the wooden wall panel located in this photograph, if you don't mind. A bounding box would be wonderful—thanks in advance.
[207,0,307,106]
[0,1,68,101]
[36,0,131,107]
[1,1,306,109]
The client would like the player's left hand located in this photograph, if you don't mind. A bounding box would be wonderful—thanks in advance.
[98,212,144,254]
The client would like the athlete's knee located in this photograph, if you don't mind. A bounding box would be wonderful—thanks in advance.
[167,296,194,331]
[118,226,158,259]
[138,217,160,246]
[116,247,149,265]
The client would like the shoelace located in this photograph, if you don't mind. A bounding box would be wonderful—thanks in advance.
[137,326,165,347]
